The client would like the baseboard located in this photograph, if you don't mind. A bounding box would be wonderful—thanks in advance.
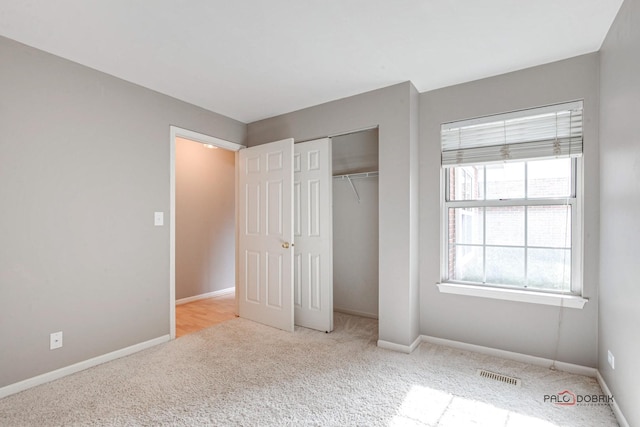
[377,335,422,354]
[421,335,597,377]
[0,335,170,399]
[597,370,630,427]
[176,287,235,305]
[334,306,378,319]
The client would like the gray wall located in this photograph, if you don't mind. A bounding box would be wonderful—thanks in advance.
[599,0,640,423]
[419,53,600,367]
[176,138,235,300]
[332,130,379,318]
[0,36,245,388]
[247,82,421,347]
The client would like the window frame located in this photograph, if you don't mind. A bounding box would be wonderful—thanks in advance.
[440,158,584,304]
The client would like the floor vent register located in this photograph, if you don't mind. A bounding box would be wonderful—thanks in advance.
[477,369,522,387]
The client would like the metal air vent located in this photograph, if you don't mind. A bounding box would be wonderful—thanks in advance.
[477,369,522,387]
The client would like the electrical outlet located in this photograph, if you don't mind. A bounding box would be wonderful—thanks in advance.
[50,331,63,350]
[607,350,615,369]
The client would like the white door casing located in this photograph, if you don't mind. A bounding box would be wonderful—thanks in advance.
[294,138,334,332]
[238,138,294,332]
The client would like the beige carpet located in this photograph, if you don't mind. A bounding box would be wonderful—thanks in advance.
[0,313,617,426]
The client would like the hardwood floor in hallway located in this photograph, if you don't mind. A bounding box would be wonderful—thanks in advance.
[176,292,237,338]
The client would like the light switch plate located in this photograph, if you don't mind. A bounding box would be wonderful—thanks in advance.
[154,212,164,226]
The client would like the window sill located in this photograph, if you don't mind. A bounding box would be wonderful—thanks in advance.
[436,282,588,309]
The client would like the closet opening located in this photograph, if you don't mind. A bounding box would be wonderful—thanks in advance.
[331,128,379,320]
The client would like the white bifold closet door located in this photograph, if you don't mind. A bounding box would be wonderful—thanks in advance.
[238,137,333,333]
[293,138,333,333]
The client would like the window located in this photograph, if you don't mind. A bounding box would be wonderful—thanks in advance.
[440,102,584,301]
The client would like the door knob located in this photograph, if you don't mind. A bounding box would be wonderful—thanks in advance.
[282,242,292,249]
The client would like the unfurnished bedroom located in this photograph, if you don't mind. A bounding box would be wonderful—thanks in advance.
[0,1,637,426]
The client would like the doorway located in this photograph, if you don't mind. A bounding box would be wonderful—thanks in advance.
[169,126,245,339]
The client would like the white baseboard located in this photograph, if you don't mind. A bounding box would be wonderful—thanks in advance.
[334,306,378,319]
[421,335,597,377]
[597,370,630,427]
[176,287,235,305]
[378,335,422,354]
[0,335,170,399]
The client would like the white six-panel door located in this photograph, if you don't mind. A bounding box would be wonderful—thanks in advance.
[238,138,294,332]
[293,138,333,332]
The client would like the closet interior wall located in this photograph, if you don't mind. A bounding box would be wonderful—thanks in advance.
[332,129,379,318]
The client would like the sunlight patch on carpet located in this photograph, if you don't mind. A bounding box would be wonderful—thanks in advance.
[391,385,452,425]
[393,385,562,427]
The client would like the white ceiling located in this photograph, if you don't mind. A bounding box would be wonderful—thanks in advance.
[0,1,624,123]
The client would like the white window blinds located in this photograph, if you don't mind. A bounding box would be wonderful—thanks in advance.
[441,101,583,167]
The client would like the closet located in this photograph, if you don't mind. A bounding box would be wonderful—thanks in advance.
[331,129,379,319]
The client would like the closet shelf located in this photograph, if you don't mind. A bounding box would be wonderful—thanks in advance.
[332,171,378,203]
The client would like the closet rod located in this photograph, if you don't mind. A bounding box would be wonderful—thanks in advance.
[332,171,379,180]
[332,171,378,203]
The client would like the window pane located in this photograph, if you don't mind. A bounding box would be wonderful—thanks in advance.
[528,206,571,248]
[451,245,483,283]
[486,247,525,286]
[527,248,571,291]
[449,208,483,245]
[486,207,524,246]
[527,158,572,198]
[449,166,484,201]
[486,162,524,200]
